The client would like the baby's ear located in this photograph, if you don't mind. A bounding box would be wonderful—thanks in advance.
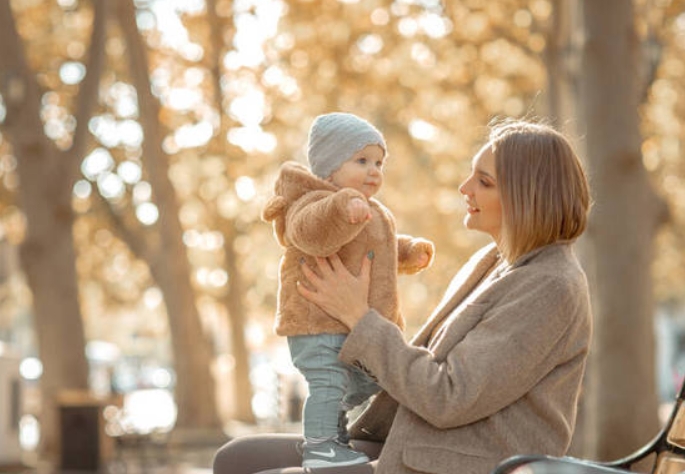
[261,196,288,222]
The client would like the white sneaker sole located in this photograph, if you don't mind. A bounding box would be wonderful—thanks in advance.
[302,455,370,469]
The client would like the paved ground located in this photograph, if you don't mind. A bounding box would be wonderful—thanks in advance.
[3,431,228,474]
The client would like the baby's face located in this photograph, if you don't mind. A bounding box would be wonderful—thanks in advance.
[326,145,385,198]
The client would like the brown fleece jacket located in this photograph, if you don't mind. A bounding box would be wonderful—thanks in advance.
[262,161,434,336]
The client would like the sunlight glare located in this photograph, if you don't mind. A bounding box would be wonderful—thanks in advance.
[202,231,225,250]
[420,13,452,38]
[144,287,163,310]
[73,179,92,199]
[136,202,159,226]
[97,172,125,200]
[133,181,153,204]
[411,42,436,67]
[118,161,142,184]
[235,176,256,201]
[357,34,383,55]
[196,268,228,288]
[166,88,202,111]
[184,67,205,86]
[371,8,390,25]
[230,90,266,126]
[123,389,177,434]
[82,147,115,180]
[89,115,119,148]
[228,127,277,153]
[183,229,201,248]
[409,119,437,140]
[149,1,204,60]
[223,0,285,70]
[174,121,213,148]
[19,358,42,381]
[59,61,86,85]
[398,17,419,37]
[136,9,156,30]
[19,415,39,451]
[109,83,138,118]
[118,120,144,147]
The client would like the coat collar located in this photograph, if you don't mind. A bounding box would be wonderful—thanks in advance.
[410,243,500,347]
[410,241,575,348]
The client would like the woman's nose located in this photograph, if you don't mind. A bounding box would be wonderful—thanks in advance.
[458,180,468,195]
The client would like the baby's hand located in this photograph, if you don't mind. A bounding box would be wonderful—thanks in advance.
[347,198,371,224]
[416,251,430,269]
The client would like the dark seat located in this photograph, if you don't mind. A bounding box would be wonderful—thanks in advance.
[492,379,685,474]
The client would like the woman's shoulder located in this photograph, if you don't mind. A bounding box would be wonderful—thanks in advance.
[508,243,589,298]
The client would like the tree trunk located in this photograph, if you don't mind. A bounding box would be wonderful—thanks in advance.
[0,0,106,461]
[206,0,255,424]
[116,0,222,433]
[577,0,665,460]
[221,231,255,423]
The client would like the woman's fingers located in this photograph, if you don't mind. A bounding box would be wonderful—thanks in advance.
[361,251,373,279]
[315,256,334,276]
[326,253,346,273]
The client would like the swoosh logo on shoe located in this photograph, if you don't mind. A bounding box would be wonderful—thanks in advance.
[310,448,336,458]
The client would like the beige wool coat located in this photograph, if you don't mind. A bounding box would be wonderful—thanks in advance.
[262,161,434,337]
[341,241,592,474]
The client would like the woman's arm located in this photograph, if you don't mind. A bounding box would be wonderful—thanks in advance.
[298,255,590,430]
[339,276,588,429]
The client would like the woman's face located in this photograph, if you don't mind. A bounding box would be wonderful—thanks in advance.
[458,145,503,243]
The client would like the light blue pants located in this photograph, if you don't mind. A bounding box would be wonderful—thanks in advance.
[287,334,380,442]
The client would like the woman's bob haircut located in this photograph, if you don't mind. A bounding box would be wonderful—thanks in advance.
[489,119,591,263]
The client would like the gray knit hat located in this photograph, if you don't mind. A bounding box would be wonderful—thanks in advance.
[307,112,387,179]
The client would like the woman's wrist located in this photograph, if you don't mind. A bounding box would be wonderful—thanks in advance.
[342,305,370,329]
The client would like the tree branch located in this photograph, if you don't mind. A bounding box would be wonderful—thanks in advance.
[0,1,45,149]
[65,0,108,180]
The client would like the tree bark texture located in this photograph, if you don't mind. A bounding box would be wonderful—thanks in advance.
[115,0,221,432]
[0,0,106,461]
[578,0,665,461]
[206,0,255,424]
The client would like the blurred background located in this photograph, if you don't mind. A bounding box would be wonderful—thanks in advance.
[1,0,685,471]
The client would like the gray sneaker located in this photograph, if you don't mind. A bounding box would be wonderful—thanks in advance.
[337,410,350,445]
[302,440,369,469]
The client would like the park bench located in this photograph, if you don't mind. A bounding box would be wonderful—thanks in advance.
[491,380,685,474]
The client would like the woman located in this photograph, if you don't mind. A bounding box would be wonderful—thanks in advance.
[213,119,593,474]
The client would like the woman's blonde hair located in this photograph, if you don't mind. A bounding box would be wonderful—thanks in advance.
[489,119,591,263]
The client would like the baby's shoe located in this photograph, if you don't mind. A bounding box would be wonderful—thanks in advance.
[337,410,350,445]
[302,439,369,469]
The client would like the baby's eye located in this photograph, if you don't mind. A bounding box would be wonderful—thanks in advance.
[357,157,368,165]
[375,160,383,168]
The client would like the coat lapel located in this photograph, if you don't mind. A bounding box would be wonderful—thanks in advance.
[410,244,500,348]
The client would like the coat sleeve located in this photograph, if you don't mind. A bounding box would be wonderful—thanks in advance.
[339,271,589,429]
[285,188,369,257]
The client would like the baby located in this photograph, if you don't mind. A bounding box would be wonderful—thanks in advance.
[262,112,434,468]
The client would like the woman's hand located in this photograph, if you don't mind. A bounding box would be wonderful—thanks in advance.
[297,253,373,329]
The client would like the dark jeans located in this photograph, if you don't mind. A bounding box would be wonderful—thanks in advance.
[213,433,383,474]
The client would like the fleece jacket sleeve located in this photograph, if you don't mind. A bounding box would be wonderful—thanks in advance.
[285,187,369,257]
